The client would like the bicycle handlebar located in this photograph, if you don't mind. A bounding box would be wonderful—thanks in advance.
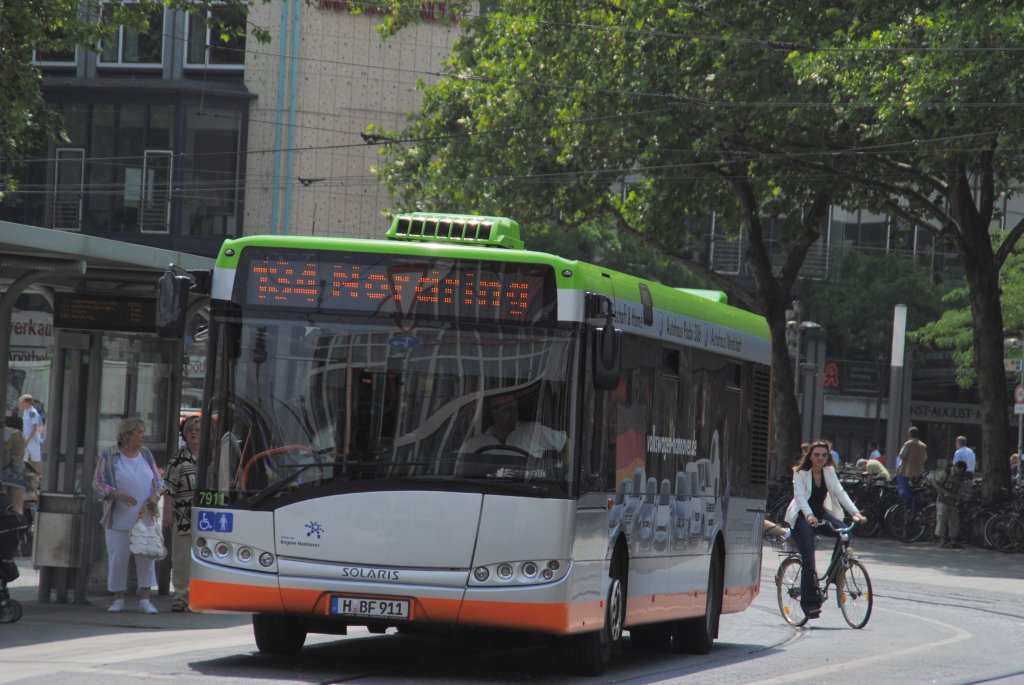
[814,519,857,535]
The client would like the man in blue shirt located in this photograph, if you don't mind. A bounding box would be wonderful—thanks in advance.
[952,436,976,474]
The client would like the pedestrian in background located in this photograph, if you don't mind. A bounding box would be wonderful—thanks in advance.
[952,436,976,475]
[933,461,969,548]
[867,440,884,464]
[93,418,163,614]
[896,426,927,478]
[856,457,891,481]
[18,395,43,496]
[163,415,199,612]
[2,416,27,516]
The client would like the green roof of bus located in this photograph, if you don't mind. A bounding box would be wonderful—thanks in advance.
[217,234,768,339]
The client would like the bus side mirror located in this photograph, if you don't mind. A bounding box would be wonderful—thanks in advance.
[592,323,621,391]
[156,270,192,339]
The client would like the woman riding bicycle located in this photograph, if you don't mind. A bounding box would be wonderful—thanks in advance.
[784,440,866,619]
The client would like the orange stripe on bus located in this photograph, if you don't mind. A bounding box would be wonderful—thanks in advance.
[191,579,756,631]
[624,583,758,624]
[459,599,605,633]
[190,579,285,613]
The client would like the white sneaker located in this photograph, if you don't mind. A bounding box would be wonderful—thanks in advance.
[108,598,125,613]
[138,599,158,615]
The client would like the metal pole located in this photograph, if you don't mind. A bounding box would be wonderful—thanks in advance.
[884,305,908,464]
[794,326,802,395]
[1018,341,1023,458]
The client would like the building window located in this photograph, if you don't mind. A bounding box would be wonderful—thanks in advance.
[182,106,242,238]
[186,4,246,68]
[53,148,85,231]
[86,103,175,233]
[33,25,76,65]
[34,46,76,65]
[100,3,165,66]
[138,150,173,233]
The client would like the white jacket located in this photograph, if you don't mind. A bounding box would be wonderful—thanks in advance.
[784,466,860,527]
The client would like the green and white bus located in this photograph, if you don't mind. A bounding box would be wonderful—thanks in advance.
[173,212,771,675]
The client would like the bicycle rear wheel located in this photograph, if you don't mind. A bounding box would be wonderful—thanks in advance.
[776,557,808,627]
[984,513,1024,553]
[886,503,925,543]
[837,560,872,629]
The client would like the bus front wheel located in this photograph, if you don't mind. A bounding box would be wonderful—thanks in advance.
[253,613,307,656]
[566,560,625,675]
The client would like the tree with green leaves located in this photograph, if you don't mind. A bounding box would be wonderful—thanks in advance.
[371,0,866,477]
[789,4,1024,497]
[0,0,257,195]
[373,2,1024,493]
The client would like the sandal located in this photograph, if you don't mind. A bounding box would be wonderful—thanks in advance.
[171,598,189,612]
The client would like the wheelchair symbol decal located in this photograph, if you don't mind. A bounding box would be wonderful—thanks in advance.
[197,510,233,533]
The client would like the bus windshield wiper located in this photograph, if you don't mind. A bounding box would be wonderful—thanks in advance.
[246,459,345,506]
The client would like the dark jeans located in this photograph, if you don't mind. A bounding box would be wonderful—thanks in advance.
[792,513,844,612]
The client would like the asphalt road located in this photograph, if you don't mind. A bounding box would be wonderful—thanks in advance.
[2,536,1022,684]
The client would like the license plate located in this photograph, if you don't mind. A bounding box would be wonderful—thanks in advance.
[329,596,410,620]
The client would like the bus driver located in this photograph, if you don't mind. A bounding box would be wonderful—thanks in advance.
[460,394,569,476]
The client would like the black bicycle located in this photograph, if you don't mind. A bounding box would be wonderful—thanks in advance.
[774,520,873,628]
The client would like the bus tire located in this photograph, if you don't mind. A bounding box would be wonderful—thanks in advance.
[566,556,625,675]
[253,614,307,655]
[674,544,722,654]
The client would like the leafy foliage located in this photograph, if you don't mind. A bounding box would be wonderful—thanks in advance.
[804,250,952,364]
[915,246,1024,387]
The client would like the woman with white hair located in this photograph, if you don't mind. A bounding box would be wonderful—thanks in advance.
[93,418,163,614]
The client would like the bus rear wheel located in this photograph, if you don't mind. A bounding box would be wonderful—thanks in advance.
[253,613,308,655]
[674,546,722,654]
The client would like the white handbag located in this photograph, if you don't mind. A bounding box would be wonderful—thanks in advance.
[128,502,166,560]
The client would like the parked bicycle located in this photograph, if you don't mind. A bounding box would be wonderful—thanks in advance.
[774,520,873,629]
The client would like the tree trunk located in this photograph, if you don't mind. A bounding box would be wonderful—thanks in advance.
[962,248,1013,499]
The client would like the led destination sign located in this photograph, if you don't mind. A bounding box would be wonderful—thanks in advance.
[239,250,556,323]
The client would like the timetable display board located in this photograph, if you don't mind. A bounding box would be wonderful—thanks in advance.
[237,249,557,324]
[53,293,156,333]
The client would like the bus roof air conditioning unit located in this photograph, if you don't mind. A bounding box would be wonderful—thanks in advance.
[387,212,524,249]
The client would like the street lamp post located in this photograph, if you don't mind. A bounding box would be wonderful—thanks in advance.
[788,319,824,395]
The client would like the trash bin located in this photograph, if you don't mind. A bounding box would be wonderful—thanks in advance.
[32,493,84,568]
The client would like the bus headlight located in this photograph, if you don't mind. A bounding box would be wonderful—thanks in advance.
[468,559,570,587]
[194,537,275,571]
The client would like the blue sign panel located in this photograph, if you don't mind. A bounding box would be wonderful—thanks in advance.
[388,335,421,351]
[196,510,234,533]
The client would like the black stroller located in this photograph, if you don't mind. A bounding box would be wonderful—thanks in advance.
[0,492,27,623]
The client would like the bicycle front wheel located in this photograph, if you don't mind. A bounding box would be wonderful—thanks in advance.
[776,557,808,627]
[837,560,873,629]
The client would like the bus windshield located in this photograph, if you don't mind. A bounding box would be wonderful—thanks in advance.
[199,310,577,505]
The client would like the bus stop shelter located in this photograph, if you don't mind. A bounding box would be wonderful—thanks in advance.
[0,219,213,603]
